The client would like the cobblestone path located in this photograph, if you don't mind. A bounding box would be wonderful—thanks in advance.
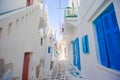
[40,61,71,80]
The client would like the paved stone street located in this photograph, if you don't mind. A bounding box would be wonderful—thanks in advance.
[40,60,71,80]
[40,59,87,80]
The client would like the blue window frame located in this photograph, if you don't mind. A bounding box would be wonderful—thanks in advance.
[82,35,90,53]
[93,3,120,70]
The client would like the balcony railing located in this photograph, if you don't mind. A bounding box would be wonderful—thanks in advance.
[65,7,78,18]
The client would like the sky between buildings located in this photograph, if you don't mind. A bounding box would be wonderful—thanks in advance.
[45,0,68,39]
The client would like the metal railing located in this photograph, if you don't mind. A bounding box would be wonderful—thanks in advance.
[65,7,78,18]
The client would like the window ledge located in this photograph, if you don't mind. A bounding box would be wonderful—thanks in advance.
[96,64,120,76]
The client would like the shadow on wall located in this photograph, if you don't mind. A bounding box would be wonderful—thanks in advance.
[0,58,20,80]
[36,58,45,79]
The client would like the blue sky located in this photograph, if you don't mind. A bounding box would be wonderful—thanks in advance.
[45,0,68,39]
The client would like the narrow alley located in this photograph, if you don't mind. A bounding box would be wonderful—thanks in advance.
[0,0,120,80]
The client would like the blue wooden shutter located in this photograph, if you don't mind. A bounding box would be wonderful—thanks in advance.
[101,8,120,69]
[95,18,109,67]
[82,35,89,53]
[85,35,89,53]
[75,38,81,70]
[104,8,120,70]
[110,9,120,70]
[82,36,86,53]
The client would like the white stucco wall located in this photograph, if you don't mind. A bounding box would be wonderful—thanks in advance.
[0,4,50,79]
[0,0,27,14]
[76,0,120,80]
[113,0,120,29]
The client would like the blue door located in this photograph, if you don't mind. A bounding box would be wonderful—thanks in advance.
[72,41,77,66]
[75,38,81,70]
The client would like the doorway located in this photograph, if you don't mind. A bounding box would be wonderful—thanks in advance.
[27,0,33,6]
[72,38,81,70]
[22,52,32,80]
[75,38,81,70]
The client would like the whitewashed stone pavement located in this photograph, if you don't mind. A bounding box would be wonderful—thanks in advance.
[40,60,87,80]
[40,60,71,80]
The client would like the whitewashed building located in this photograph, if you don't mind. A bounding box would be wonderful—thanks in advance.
[0,0,54,80]
[63,0,120,80]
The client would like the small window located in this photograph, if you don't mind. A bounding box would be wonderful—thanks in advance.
[0,27,3,37]
[40,38,43,46]
[82,35,90,53]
